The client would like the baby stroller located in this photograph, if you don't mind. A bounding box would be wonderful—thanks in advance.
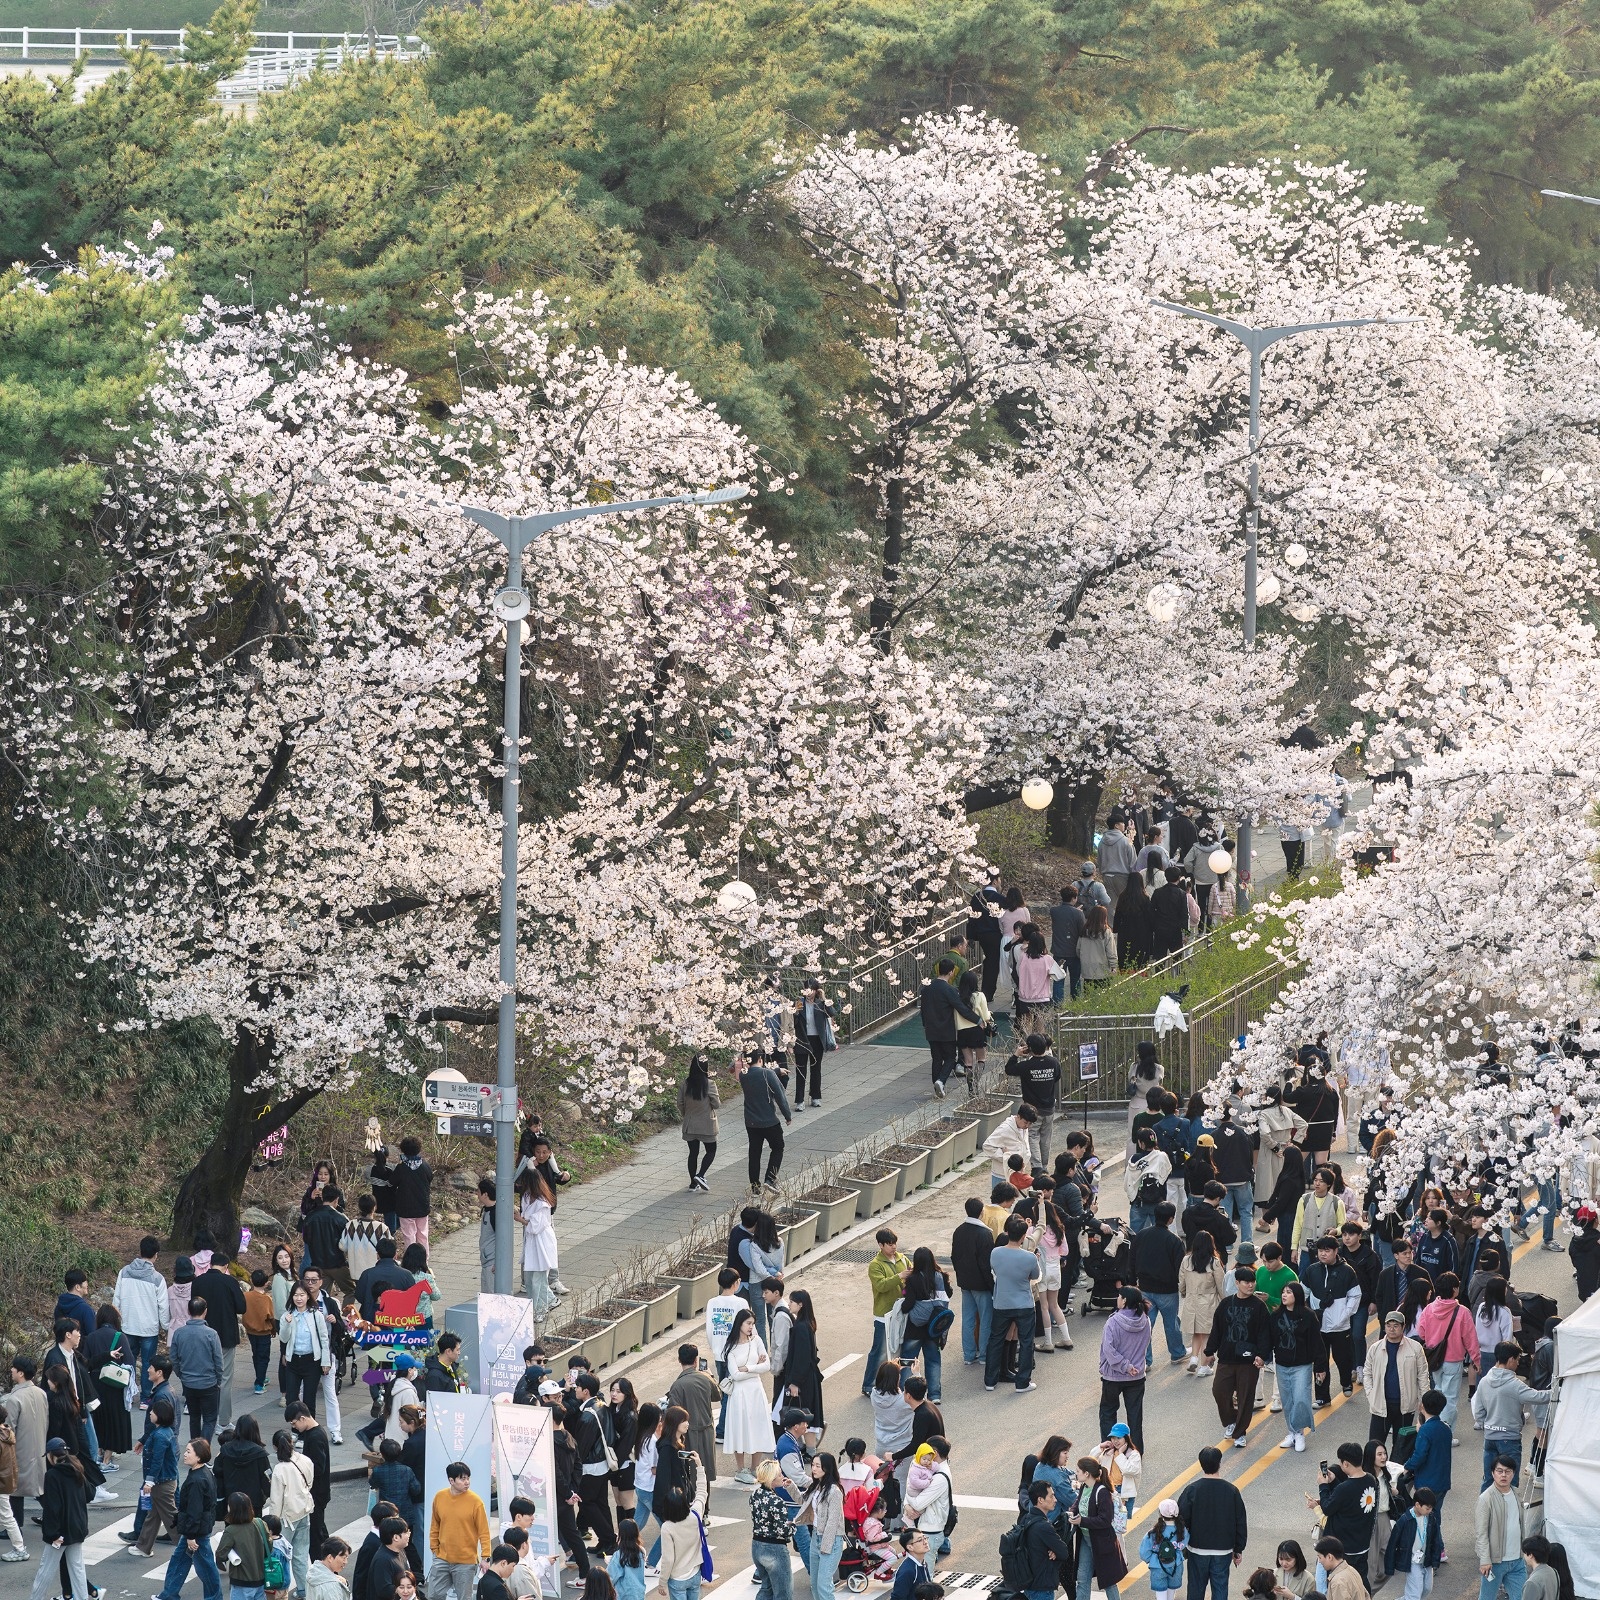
[1080,1218,1131,1315]
[839,1480,899,1592]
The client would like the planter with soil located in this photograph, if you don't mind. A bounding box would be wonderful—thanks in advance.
[565,1315,618,1370]
[591,1298,649,1358]
[877,1143,933,1200]
[930,1114,981,1166]
[538,1333,581,1367]
[962,1094,1016,1146]
[774,1206,819,1262]
[902,1122,962,1182]
[841,1162,899,1219]
[798,1185,859,1243]
[623,1280,679,1343]
[662,1252,726,1320]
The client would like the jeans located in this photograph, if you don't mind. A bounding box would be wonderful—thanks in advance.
[1077,1539,1118,1600]
[812,1537,841,1600]
[127,1332,160,1404]
[1403,1567,1434,1600]
[158,1535,223,1600]
[900,1334,942,1401]
[29,1541,87,1600]
[1278,1363,1315,1435]
[984,1306,1035,1390]
[1129,1203,1157,1236]
[1479,1559,1526,1600]
[864,1320,889,1395]
[248,1333,274,1388]
[1098,1378,1145,1450]
[81,1411,101,1464]
[667,1582,702,1600]
[1482,1438,1521,1491]
[235,1586,266,1600]
[638,1486,660,1566]
[284,1515,311,1597]
[182,1385,221,1441]
[1145,1292,1184,1362]
[961,1288,993,1364]
[1186,1552,1232,1600]
[1437,1361,1465,1430]
[1223,1183,1254,1244]
[752,1542,794,1600]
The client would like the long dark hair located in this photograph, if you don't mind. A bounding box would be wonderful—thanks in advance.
[813,1452,842,1495]
[633,1403,660,1462]
[789,1289,817,1333]
[516,1166,554,1207]
[614,1518,642,1569]
[685,1054,711,1102]
[1024,927,1047,959]
[273,1429,297,1464]
[907,1247,942,1301]
[1084,904,1110,937]
[1003,886,1026,912]
[726,1308,756,1352]
[45,1367,80,1419]
[750,1212,781,1254]
[46,1441,85,1481]
[1188,1231,1216,1271]
[608,1377,637,1422]
[958,967,982,1003]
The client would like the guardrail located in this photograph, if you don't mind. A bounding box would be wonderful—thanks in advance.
[0,27,420,60]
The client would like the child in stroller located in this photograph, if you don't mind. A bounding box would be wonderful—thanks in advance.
[1080,1217,1131,1314]
[839,1475,899,1592]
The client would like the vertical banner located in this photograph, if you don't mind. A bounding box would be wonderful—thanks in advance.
[477,1293,537,1399]
[492,1400,559,1558]
[1078,1041,1099,1083]
[423,1392,495,1572]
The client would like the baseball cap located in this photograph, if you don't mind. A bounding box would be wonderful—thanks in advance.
[394,1353,419,1372]
[537,1380,563,1398]
[1158,1499,1180,1518]
[1108,1423,1130,1438]
[1080,863,1095,877]
[1196,1134,1216,1148]
[46,1437,68,1455]
[1384,1310,1405,1325]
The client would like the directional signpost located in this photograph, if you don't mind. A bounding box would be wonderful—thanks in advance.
[425,1068,514,1140]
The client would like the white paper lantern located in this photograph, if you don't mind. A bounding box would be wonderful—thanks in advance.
[1208,847,1234,876]
[1284,543,1309,570]
[1021,777,1054,811]
[1288,601,1321,623]
[716,879,757,915]
[1255,571,1281,606]
[1146,583,1182,623]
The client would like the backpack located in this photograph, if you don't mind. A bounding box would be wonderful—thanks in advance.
[258,1522,289,1591]
[999,1518,1030,1590]
[925,1303,956,1350]
[1156,1124,1189,1172]
[1135,1160,1166,1208]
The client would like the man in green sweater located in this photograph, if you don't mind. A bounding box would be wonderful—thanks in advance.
[1255,1242,1299,1416]
[863,1228,911,1397]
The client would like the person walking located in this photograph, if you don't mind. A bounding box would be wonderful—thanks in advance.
[650,1486,704,1600]
[1179,1233,1226,1375]
[1125,1131,1172,1237]
[1471,1343,1549,1490]
[678,1055,720,1193]
[27,1440,88,1600]
[214,1414,271,1523]
[1474,1457,1528,1600]
[1097,819,1137,911]
[1112,875,1154,970]
[791,983,835,1110]
[154,1437,222,1600]
[5,1353,48,1529]
[1009,926,1055,1037]
[191,1257,248,1429]
[1365,1311,1430,1448]
[801,1455,846,1600]
[984,1216,1041,1395]
[392,1139,434,1254]
[1078,904,1118,986]
[427,1462,491,1600]
[1176,1448,1246,1600]
[114,1237,170,1407]
[1269,1282,1322,1453]
[1132,1203,1186,1367]
[1212,1116,1256,1247]
[215,1493,271,1600]
[1204,1266,1270,1447]
[1301,1237,1362,1405]
[172,1298,227,1442]
[1384,1488,1443,1600]
[736,1054,792,1196]
[1315,1541,1364,1600]
[1049,885,1087,1003]
[1005,1034,1063,1167]
[1097,1289,1148,1450]
[919,959,980,1101]
[124,1397,181,1558]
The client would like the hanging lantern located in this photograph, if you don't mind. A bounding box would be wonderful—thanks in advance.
[1021,777,1054,811]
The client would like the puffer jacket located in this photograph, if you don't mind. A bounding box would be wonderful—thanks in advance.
[113,1258,170,1337]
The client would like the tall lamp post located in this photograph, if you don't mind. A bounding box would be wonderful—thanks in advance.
[1150,301,1397,896]
[462,484,748,1293]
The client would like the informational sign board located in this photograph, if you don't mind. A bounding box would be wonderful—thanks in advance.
[493,1400,559,1558]
[1079,1041,1099,1083]
[437,1115,495,1138]
[477,1293,538,1399]
[422,1392,495,1571]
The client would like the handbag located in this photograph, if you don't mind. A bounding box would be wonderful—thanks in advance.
[881,1302,909,1361]
[259,1520,290,1591]
[99,1332,132,1388]
[692,1510,715,1581]
[821,1016,838,1053]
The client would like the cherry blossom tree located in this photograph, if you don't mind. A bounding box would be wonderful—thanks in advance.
[0,283,982,1246]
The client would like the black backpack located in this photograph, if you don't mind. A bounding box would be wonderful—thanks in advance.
[1134,1159,1166,1208]
[999,1518,1030,1590]
[1156,1124,1189,1172]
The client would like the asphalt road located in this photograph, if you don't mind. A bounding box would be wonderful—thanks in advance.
[0,1137,1576,1600]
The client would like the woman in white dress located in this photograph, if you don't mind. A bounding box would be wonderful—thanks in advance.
[721,1307,775,1485]
[517,1166,559,1321]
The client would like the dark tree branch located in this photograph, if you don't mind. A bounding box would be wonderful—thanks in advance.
[227,733,296,858]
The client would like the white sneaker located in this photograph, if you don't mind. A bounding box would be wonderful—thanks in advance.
[1222,1424,1235,1438]
[1270,1399,1283,1412]
[1293,1436,1306,1452]
[933,1081,947,1100]
[92,1487,118,1504]
[1279,1434,1296,1449]
[1197,1365,1215,1377]
[1186,1358,1198,1373]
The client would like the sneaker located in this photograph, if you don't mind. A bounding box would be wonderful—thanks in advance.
[1196,1365,1214,1377]
[810,1100,822,1108]
[0,1550,27,1562]
[1270,1399,1283,1412]
[1015,1382,1038,1393]
[733,1469,756,1485]
[984,1386,996,1392]
[1186,1358,1198,1373]
[103,1460,120,1472]
[332,1436,343,1446]
[1222,1424,1235,1438]
[92,1487,118,1504]
[1233,1435,1249,1448]
[253,1384,266,1395]
[1293,1436,1305,1452]
[933,1081,947,1100]
[1544,1241,1567,1252]
[549,1279,571,1296]
[118,1534,140,1545]
[793,1101,804,1111]
[1170,1354,1186,1364]
[1341,1385,1353,1398]
[1279,1434,1296,1449]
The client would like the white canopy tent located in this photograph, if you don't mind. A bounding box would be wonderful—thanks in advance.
[1547,1289,1600,1596]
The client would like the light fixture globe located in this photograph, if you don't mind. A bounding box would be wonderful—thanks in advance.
[1255,572,1282,606]
[716,879,757,915]
[1146,583,1182,624]
[1208,847,1234,876]
[1020,777,1054,811]
[1288,601,1321,623]
[1284,543,1309,570]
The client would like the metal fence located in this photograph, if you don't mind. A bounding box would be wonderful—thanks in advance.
[1050,960,1291,1113]
[0,28,420,60]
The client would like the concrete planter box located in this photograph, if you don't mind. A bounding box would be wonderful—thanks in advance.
[566,1316,617,1369]
[624,1282,679,1343]
[593,1299,649,1359]
[662,1256,725,1321]
[776,1208,820,1261]
[965,1097,1015,1147]
[878,1144,933,1200]
[842,1164,899,1218]
[798,1187,860,1243]
[933,1116,980,1165]
[904,1123,962,1182]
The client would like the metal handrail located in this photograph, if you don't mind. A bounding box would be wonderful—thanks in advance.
[0,27,420,60]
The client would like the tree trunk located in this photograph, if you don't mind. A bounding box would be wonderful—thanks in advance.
[868,475,907,653]
[1046,777,1102,855]
[170,1024,320,1253]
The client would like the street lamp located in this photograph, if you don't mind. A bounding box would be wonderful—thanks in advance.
[1152,299,1409,896]
[1145,583,1182,624]
[461,483,749,1292]
[716,879,758,915]
[1021,777,1055,811]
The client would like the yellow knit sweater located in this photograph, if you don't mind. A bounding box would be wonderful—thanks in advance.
[430,1488,491,1564]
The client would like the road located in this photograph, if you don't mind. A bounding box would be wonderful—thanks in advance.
[0,1131,1571,1600]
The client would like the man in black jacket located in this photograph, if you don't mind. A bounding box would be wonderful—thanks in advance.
[1177,1446,1247,1600]
[393,1137,434,1254]
[569,1374,616,1557]
[426,1335,467,1394]
[301,1188,351,1292]
[950,1198,995,1367]
[1204,1266,1272,1445]
[1132,1203,1188,1366]
[542,1385,588,1581]
[1182,1184,1238,1261]
[919,958,979,1099]
[1211,1115,1258,1248]
[1314,1443,1377,1586]
[357,1237,415,1322]
[153,1436,220,1600]
[476,1545,519,1600]
[351,1501,399,1600]
[192,1255,248,1430]
[1373,1238,1431,1327]
[1148,867,1190,959]
[1302,1239,1362,1404]
[1337,1221,1381,1367]
[1004,1033,1062,1165]
[1006,1482,1072,1595]
[965,892,1003,1003]
[288,1402,332,1554]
